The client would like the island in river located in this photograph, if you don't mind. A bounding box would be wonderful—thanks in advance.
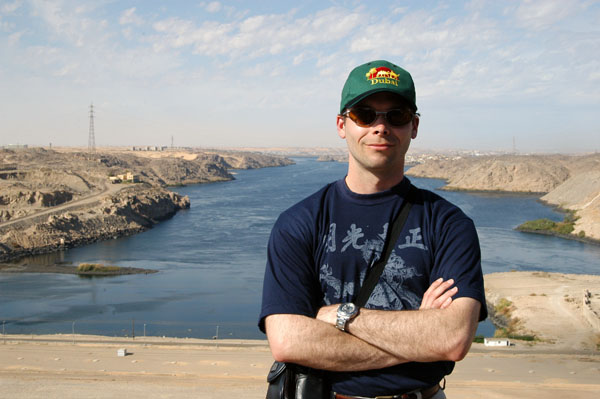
[0,261,157,276]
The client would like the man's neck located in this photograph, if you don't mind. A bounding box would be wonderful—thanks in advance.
[344,165,405,194]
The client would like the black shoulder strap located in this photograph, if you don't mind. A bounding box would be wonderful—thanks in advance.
[354,185,415,308]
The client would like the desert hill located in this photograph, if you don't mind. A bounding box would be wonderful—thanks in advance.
[0,147,292,262]
[406,153,600,241]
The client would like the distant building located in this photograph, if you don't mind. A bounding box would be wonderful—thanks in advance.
[484,338,510,347]
[131,146,166,152]
[110,171,140,183]
[126,172,140,183]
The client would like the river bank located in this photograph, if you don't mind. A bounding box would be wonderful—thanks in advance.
[516,226,600,245]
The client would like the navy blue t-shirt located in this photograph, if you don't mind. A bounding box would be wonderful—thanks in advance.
[259,177,487,396]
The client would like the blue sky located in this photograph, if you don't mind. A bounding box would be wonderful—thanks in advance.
[1,0,599,152]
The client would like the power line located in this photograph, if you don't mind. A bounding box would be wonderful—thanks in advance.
[88,103,95,152]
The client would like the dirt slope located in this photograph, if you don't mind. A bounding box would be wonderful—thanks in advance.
[406,153,600,241]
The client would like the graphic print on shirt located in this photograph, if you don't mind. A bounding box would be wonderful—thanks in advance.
[324,223,337,252]
[398,227,428,250]
[368,252,422,309]
[320,263,358,305]
[319,222,427,309]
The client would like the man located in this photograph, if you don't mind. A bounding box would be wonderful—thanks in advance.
[259,60,487,399]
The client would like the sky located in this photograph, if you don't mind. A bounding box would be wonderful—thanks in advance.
[1,0,599,153]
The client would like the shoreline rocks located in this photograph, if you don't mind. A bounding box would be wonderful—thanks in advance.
[0,185,190,263]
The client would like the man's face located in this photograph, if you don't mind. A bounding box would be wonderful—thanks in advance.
[336,92,419,176]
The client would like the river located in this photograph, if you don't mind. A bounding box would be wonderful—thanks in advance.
[1,158,599,339]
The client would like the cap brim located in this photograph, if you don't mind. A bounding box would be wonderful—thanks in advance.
[343,88,417,113]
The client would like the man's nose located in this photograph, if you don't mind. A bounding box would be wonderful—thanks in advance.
[372,114,390,135]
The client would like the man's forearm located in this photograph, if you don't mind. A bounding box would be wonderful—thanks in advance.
[265,313,408,371]
[344,298,480,362]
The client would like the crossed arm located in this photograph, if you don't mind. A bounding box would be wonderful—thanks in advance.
[265,278,480,372]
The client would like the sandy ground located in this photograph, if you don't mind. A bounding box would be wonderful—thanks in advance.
[1,335,599,399]
[485,272,600,352]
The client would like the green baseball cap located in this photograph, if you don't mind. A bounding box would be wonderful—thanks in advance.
[340,60,416,114]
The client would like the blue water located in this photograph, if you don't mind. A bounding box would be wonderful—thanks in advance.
[1,158,599,339]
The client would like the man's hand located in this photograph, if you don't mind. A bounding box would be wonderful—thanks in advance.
[316,304,338,325]
[420,278,457,310]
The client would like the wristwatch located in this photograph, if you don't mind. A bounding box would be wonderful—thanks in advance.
[336,303,359,331]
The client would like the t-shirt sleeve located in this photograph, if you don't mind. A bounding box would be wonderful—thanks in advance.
[431,214,487,321]
[258,210,322,333]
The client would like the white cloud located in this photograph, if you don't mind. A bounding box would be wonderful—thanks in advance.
[29,0,111,47]
[0,16,16,31]
[514,0,581,30]
[1,0,22,14]
[7,30,24,45]
[293,52,305,65]
[149,6,362,64]
[121,26,133,39]
[391,7,409,15]
[205,1,222,13]
[54,62,79,77]
[119,7,143,26]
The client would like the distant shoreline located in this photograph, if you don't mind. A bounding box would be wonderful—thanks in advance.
[515,227,600,246]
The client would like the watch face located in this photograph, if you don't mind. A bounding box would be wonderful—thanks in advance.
[340,303,356,315]
[336,302,358,331]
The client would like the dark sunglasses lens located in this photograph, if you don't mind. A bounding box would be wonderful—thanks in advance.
[387,109,413,126]
[349,109,376,126]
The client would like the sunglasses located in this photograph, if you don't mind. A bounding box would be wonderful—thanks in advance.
[343,107,418,127]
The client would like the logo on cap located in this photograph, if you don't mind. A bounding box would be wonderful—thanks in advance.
[366,67,399,86]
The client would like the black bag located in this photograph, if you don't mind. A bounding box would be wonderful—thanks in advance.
[266,361,328,399]
[265,186,416,399]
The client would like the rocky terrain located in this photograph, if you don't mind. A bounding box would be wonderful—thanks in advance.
[406,153,600,241]
[0,147,292,262]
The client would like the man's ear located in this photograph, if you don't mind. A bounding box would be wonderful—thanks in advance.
[336,115,346,139]
[411,115,419,139]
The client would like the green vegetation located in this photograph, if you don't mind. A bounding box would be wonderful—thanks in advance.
[518,218,574,234]
[494,298,513,316]
[473,335,485,343]
[490,298,538,342]
[517,211,578,236]
[493,329,537,341]
[77,263,122,273]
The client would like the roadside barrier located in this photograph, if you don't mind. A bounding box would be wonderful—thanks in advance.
[0,318,260,340]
